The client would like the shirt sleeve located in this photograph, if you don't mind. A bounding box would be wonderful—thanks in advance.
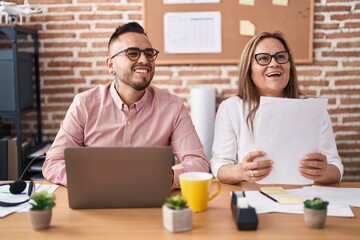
[320,111,344,181]
[42,94,86,186]
[170,103,210,188]
[210,101,239,179]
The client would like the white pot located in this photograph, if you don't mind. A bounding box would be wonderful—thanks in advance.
[162,205,192,233]
[303,207,327,229]
[28,208,52,230]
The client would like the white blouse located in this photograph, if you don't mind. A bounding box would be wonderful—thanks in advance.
[210,96,344,180]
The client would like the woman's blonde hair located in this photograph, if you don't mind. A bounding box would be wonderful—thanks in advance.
[238,32,303,132]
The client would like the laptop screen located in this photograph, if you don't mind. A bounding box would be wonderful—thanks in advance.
[65,146,174,209]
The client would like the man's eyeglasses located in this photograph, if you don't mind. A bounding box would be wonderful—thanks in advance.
[254,51,290,66]
[110,47,160,62]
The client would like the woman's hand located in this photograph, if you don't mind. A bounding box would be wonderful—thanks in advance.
[217,151,272,184]
[240,151,273,182]
[299,153,341,184]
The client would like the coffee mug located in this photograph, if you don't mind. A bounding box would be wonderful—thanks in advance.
[179,172,221,213]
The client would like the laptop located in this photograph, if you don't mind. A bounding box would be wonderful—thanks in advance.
[64,146,174,209]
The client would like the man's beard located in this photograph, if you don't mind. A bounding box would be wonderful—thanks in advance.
[114,74,153,91]
[128,77,151,91]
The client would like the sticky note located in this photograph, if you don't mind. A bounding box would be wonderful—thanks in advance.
[239,0,255,6]
[260,187,288,194]
[272,0,288,6]
[240,20,255,36]
[275,196,303,204]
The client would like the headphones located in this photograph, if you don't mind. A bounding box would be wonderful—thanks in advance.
[0,154,44,207]
[0,180,34,207]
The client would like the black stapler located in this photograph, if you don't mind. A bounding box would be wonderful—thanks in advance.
[230,191,259,230]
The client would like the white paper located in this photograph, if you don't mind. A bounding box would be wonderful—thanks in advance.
[244,190,354,217]
[164,11,222,54]
[0,184,59,218]
[255,97,328,185]
[164,0,220,3]
[190,88,215,160]
[290,186,360,207]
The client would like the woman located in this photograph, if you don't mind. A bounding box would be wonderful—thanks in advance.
[210,32,343,185]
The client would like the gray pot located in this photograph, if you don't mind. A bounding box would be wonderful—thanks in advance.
[162,205,192,233]
[28,208,52,230]
[303,207,327,229]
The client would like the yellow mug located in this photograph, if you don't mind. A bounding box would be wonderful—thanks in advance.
[179,172,221,213]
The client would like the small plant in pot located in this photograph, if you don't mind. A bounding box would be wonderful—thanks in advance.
[162,195,192,233]
[303,198,329,229]
[28,191,56,230]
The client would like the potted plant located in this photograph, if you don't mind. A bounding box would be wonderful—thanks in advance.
[28,191,56,230]
[162,195,192,233]
[303,197,329,229]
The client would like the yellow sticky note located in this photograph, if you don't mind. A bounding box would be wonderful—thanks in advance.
[276,196,303,204]
[260,187,288,194]
[239,0,255,6]
[240,20,255,36]
[272,0,288,6]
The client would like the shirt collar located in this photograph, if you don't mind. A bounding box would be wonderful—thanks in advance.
[110,81,149,112]
[135,88,148,112]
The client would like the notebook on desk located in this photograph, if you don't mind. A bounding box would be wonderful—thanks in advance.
[64,146,174,209]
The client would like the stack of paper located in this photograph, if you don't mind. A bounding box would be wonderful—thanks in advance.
[255,97,328,185]
[242,185,360,218]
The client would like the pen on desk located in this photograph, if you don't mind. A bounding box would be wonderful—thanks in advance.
[259,191,278,203]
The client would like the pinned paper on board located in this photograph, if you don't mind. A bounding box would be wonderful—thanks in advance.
[272,0,288,6]
[164,11,222,54]
[239,0,255,6]
[239,20,255,36]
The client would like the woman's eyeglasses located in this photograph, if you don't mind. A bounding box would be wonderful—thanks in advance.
[254,51,290,66]
[111,47,160,62]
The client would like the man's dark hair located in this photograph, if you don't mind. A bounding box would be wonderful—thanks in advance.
[108,22,147,49]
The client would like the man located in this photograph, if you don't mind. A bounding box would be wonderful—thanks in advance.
[43,22,210,188]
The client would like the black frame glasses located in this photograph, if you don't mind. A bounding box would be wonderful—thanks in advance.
[110,47,160,62]
[254,51,290,66]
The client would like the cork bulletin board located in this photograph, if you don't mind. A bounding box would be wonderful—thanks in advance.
[143,0,314,65]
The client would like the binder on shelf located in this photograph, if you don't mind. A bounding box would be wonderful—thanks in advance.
[0,50,34,112]
[26,142,52,181]
[7,137,17,180]
[0,122,11,137]
[0,135,10,180]
[7,137,30,180]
